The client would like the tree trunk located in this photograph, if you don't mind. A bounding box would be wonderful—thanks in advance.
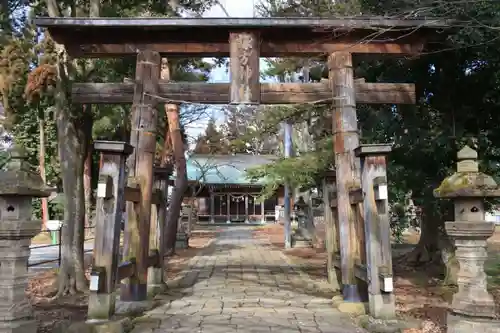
[39,116,49,229]
[55,104,87,295]
[54,45,89,296]
[160,119,173,251]
[75,108,92,291]
[164,104,187,256]
[45,0,97,296]
[399,203,459,285]
[84,137,93,227]
[73,142,88,292]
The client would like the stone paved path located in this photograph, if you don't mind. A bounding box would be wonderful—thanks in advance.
[133,226,367,333]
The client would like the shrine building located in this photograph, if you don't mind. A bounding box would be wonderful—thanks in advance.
[184,154,284,224]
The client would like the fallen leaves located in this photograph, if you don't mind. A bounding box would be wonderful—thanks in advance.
[26,229,217,333]
[253,224,500,333]
[27,257,91,333]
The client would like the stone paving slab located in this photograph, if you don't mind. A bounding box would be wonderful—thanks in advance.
[132,226,367,333]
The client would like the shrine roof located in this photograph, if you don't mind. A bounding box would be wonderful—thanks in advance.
[33,16,452,57]
[185,154,277,186]
[34,16,450,30]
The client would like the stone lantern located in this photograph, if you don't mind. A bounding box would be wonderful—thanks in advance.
[293,196,308,229]
[291,196,313,248]
[0,145,50,333]
[434,145,499,332]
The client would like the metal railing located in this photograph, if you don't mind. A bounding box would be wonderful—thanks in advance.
[28,225,95,268]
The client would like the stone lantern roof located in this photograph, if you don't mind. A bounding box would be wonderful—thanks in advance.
[434,145,500,198]
[0,145,50,197]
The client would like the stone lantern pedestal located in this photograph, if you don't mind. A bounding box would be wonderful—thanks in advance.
[445,221,495,318]
[0,146,49,333]
[434,146,500,333]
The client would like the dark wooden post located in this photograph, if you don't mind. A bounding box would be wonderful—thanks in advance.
[122,50,161,301]
[226,195,231,224]
[210,190,215,223]
[88,141,133,320]
[323,172,340,290]
[244,195,249,223]
[261,201,265,224]
[355,144,395,319]
[283,122,293,247]
[328,52,362,302]
[147,166,171,295]
[157,167,172,258]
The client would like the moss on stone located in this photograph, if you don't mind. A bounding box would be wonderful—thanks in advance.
[356,315,424,333]
[435,173,474,196]
[337,302,367,316]
[434,172,499,197]
[332,295,344,308]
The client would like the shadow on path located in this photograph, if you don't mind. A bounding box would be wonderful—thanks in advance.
[136,226,367,333]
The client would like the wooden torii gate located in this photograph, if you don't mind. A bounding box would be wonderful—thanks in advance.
[35,16,447,315]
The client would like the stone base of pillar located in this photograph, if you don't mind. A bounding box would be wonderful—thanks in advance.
[147,267,166,297]
[291,229,313,248]
[368,293,396,319]
[0,320,37,333]
[357,315,422,332]
[210,218,215,224]
[175,233,189,249]
[292,240,312,248]
[447,312,500,333]
[291,234,312,248]
[451,291,496,318]
[87,292,116,321]
[62,318,130,333]
[244,219,249,224]
[226,220,231,224]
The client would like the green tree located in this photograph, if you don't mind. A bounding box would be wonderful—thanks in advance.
[0,0,221,295]
[253,0,500,283]
[193,117,229,154]
[353,0,500,282]
[246,0,341,195]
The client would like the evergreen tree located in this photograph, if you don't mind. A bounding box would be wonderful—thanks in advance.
[0,0,222,295]
[193,117,228,154]
[251,0,500,283]
[221,104,281,155]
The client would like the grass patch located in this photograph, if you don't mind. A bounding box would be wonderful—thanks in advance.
[32,231,54,245]
[252,225,270,230]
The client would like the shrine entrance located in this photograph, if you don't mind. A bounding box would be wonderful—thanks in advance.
[228,194,246,221]
[186,154,280,224]
[214,193,269,223]
[35,16,448,323]
[208,191,269,223]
